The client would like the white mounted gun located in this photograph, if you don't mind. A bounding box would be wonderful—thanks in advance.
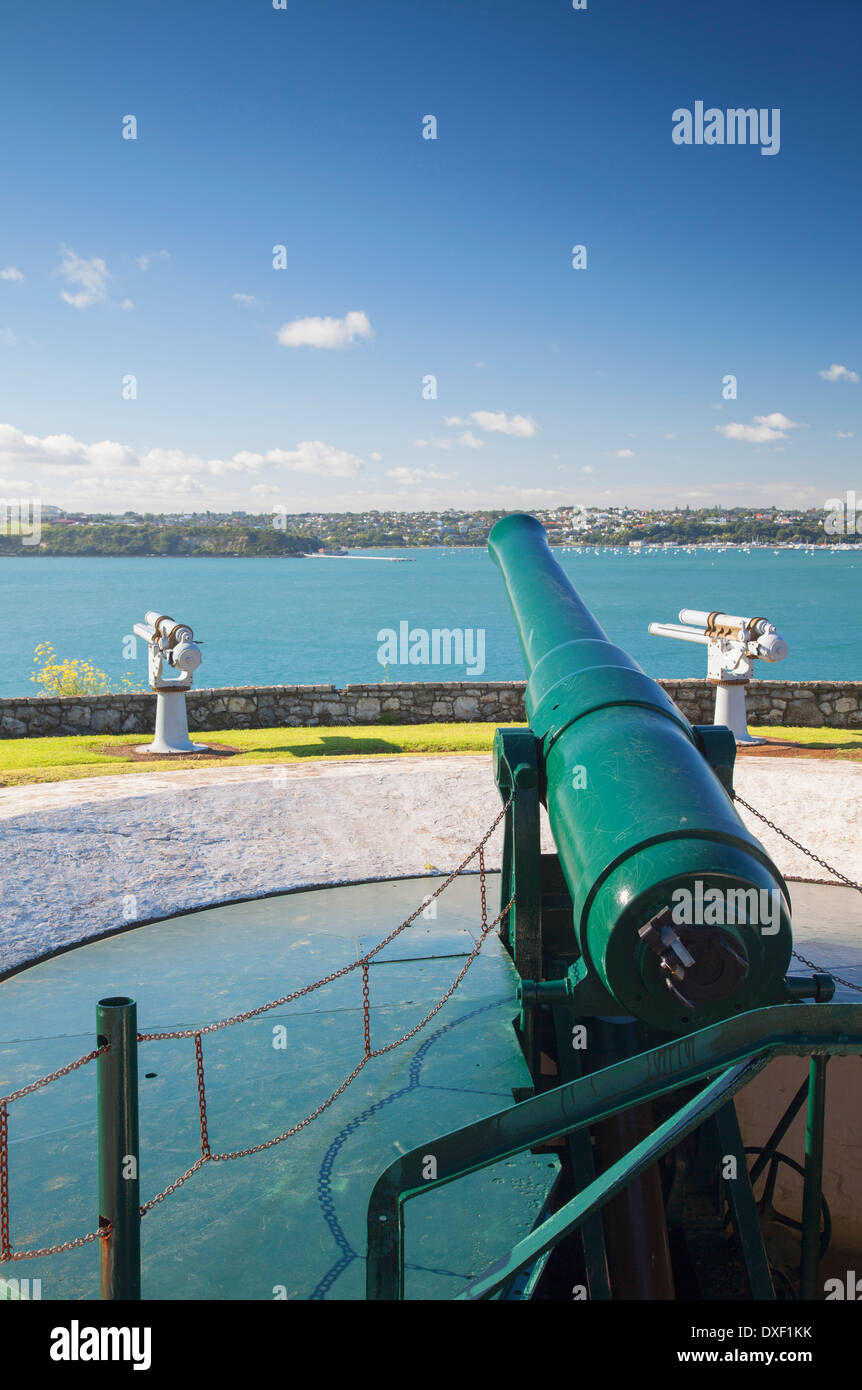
[648,608,788,744]
[132,611,209,754]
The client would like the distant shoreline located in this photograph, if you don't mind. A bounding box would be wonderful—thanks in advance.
[0,543,858,559]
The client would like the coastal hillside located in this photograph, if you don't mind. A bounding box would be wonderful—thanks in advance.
[0,522,313,558]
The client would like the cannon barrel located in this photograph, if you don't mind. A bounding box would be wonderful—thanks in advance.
[488,513,792,1033]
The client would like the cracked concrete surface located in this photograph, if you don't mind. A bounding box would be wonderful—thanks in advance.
[1,754,860,974]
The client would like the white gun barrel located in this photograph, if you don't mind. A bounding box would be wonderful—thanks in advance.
[679,609,771,637]
[144,611,195,645]
[135,613,202,671]
[647,621,711,647]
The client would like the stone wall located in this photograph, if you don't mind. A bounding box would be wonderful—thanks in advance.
[0,678,860,739]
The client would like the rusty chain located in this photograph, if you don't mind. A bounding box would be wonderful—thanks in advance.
[137,794,513,1044]
[361,964,371,1058]
[0,1102,8,1262]
[732,790,862,994]
[194,1034,211,1159]
[0,1045,107,1107]
[732,791,862,895]
[139,898,512,1204]
[135,799,512,1208]
[4,784,861,1261]
[0,1046,110,1264]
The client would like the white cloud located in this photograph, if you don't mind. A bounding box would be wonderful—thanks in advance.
[755,412,800,430]
[818,363,859,384]
[0,266,24,282]
[413,431,485,450]
[717,412,801,443]
[264,441,363,477]
[232,293,262,307]
[136,250,169,271]
[468,410,537,437]
[277,311,372,349]
[612,448,635,458]
[0,423,364,504]
[121,298,134,311]
[0,328,15,347]
[388,466,456,485]
[56,247,112,309]
[835,430,854,438]
[665,432,677,440]
[368,451,382,462]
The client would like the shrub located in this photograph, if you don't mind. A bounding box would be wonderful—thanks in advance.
[30,644,143,697]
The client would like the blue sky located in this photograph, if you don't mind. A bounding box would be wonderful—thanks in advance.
[0,0,859,514]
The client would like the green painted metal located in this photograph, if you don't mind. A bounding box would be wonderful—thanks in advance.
[800,1055,828,1300]
[365,1002,862,1299]
[550,1004,612,1299]
[494,728,543,985]
[456,1059,766,1300]
[487,513,793,1034]
[96,996,141,1301]
[712,1102,775,1299]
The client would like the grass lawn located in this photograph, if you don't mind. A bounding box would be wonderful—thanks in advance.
[0,723,859,787]
[0,723,505,786]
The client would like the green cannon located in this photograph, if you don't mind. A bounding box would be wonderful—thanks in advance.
[488,512,795,1036]
[366,512,859,1301]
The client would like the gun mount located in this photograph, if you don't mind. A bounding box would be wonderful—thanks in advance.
[132,611,209,755]
[649,608,788,743]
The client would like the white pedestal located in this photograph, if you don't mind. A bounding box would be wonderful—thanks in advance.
[713,680,766,745]
[136,689,210,755]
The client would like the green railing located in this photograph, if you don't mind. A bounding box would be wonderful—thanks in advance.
[365,1002,862,1300]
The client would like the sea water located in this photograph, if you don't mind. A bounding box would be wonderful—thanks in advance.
[1,546,859,697]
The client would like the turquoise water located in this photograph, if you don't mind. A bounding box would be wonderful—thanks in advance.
[0,877,555,1300]
[2,546,860,697]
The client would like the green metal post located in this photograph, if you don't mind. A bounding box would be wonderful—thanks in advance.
[713,1102,775,1300]
[97,996,141,1300]
[800,1055,828,1301]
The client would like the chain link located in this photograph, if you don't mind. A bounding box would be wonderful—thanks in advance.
[194,1034,210,1159]
[1,1228,109,1262]
[732,791,862,894]
[361,963,371,1059]
[139,893,513,1197]
[0,1046,110,1265]
[0,1102,9,1262]
[138,802,512,1207]
[0,1045,108,1107]
[732,790,862,993]
[137,795,513,1045]
[4,786,860,1261]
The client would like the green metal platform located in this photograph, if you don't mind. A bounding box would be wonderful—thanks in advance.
[0,875,557,1300]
